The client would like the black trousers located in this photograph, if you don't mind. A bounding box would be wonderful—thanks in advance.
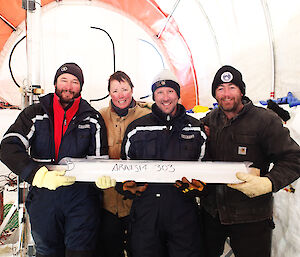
[201,209,274,257]
[129,192,205,257]
[26,186,100,256]
[97,209,130,257]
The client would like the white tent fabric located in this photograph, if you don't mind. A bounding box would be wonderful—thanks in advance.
[0,0,300,256]
[272,106,300,257]
[1,0,300,109]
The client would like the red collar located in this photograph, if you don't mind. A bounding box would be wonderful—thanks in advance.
[53,94,81,160]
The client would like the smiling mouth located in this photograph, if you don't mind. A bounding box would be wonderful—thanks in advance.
[222,98,233,103]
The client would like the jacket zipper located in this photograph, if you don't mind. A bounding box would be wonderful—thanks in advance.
[64,111,67,127]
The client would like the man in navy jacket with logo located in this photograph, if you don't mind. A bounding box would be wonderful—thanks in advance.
[0,63,108,257]
[118,69,207,257]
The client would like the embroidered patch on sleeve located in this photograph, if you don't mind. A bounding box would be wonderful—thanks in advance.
[180,134,195,139]
[78,124,91,129]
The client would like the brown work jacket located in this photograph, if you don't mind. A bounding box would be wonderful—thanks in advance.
[99,101,151,217]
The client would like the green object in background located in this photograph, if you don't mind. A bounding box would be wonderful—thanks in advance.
[3,203,19,231]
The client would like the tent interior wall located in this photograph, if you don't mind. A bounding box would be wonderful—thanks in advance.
[0,0,300,256]
[0,0,300,109]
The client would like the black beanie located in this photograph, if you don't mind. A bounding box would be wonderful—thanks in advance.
[54,63,84,88]
[151,69,180,100]
[211,65,245,98]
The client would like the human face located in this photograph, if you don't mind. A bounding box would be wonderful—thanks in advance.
[55,73,81,107]
[215,83,244,119]
[154,87,178,116]
[109,79,133,109]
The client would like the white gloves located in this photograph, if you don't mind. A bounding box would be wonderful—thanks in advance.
[227,168,272,198]
[32,166,76,190]
[96,176,116,189]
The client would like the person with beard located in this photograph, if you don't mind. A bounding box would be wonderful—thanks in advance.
[0,62,108,257]
[110,69,207,257]
[95,71,151,257]
[200,65,300,257]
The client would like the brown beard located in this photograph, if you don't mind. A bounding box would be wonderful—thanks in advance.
[55,88,81,105]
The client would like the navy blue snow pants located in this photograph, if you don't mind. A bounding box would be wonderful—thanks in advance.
[128,185,205,257]
[26,183,101,257]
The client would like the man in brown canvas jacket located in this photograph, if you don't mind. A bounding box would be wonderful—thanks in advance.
[201,65,300,257]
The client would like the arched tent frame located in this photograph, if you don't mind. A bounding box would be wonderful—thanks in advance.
[1,2,300,257]
[0,0,199,110]
[1,1,300,109]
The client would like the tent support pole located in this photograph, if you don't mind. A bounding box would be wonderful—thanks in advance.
[157,0,181,39]
[23,0,43,109]
[0,15,16,31]
[261,0,276,99]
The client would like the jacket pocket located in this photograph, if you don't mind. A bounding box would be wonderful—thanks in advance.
[132,132,158,159]
[233,134,259,161]
[178,132,204,160]
[72,124,92,155]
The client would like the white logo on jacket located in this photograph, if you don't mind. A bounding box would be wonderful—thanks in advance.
[78,124,90,129]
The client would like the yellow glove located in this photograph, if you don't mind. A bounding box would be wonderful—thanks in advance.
[95,176,116,189]
[227,170,272,198]
[32,166,76,190]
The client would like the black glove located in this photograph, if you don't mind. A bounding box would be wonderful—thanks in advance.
[267,99,290,122]
[115,181,148,199]
[175,177,206,197]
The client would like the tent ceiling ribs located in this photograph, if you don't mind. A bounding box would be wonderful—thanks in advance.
[157,0,181,39]
[0,15,16,31]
